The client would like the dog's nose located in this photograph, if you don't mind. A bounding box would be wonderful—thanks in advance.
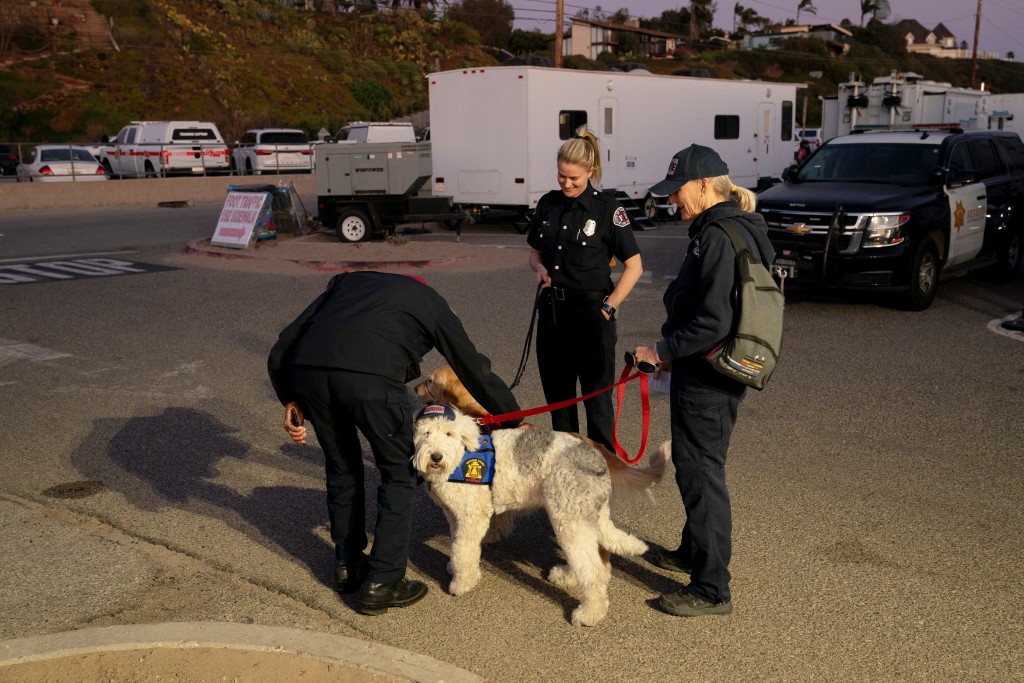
[430,453,443,463]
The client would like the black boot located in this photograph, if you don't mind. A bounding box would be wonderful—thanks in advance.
[357,578,428,616]
[333,555,368,594]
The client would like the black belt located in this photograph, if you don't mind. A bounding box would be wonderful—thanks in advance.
[546,287,606,302]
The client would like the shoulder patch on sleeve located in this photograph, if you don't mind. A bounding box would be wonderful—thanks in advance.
[612,207,630,228]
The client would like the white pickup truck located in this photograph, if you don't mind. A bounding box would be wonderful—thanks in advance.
[100,121,230,178]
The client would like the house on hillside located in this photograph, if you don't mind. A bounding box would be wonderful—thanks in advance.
[562,17,681,59]
[895,19,968,58]
[744,23,851,56]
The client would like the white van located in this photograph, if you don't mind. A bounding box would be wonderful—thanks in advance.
[99,121,230,178]
[334,121,416,144]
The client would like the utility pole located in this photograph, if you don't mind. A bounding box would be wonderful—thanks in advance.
[970,0,982,88]
[554,0,563,67]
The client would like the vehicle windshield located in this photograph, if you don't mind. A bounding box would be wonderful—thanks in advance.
[795,142,941,185]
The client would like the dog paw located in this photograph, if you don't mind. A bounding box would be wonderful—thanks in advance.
[570,604,607,627]
[448,574,480,596]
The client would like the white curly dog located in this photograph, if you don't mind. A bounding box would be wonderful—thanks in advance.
[412,401,666,626]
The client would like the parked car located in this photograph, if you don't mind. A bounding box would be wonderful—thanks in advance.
[796,127,823,147]
[232,128,313,175]
[0,144,20,176]
[16,145,107,182]
[758,127,1024,310]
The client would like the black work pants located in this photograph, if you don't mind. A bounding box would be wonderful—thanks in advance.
[669,363,746,604]
[290,367,417,585]
[536,293,616,451]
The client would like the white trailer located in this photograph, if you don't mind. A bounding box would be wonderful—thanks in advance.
[987,93,1024,135]
[427,66,803,221]
[823,71,989,140]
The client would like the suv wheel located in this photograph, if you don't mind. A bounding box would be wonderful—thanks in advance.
[902,237,940,310]
[336,208,373,243]
[990,228,1022,283]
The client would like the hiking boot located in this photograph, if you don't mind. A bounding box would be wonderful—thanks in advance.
[647,548,693,574]
[655,589,732,618]
[357,578,428,616]
[333,555,368,594]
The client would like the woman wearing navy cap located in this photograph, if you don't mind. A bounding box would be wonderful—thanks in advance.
[632,144,775,618]
[526,126,643,451]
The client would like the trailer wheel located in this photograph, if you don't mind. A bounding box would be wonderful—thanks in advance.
[643,195,660,221]
[336,209,373,243]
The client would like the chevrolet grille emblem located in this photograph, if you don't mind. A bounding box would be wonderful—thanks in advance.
[786,223,812,234]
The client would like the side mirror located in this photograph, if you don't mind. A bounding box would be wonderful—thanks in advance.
[945,169,976,187]
[927,166,945,186]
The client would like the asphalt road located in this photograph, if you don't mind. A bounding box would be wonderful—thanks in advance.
[2,204,1023,682]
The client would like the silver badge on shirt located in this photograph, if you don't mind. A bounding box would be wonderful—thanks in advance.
[582,219,596,237]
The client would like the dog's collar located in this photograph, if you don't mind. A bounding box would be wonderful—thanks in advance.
[447,434,495,485]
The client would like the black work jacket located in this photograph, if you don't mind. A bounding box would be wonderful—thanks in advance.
[527,182,641,292]
[267,271,521,424]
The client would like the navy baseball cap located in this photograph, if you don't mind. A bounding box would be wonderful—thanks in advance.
[648,144,730,197]
[415,404,457,421]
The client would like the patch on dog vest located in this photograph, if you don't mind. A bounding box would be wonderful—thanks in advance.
[447,434,495,485]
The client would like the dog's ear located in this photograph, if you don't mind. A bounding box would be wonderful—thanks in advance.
[436,366,488,418]
[453,412,482,452]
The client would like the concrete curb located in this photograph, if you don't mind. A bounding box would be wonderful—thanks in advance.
[0,622,489,683]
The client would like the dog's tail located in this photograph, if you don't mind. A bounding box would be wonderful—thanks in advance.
[601,440,668,503]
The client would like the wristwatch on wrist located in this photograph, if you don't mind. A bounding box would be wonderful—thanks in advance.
[601,297,617,320]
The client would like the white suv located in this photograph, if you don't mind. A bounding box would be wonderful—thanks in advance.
[232,128,313,175]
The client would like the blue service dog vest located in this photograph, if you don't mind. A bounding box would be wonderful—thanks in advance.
[447,433,495,485]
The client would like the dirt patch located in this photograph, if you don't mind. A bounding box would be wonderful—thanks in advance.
[1,646,407,683]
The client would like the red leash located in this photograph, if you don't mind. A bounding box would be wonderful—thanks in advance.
[479,365,651,464]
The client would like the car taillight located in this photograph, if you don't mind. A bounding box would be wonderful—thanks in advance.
[39,165,53,175]
[255,149,273,156]
[301,150,312,155]
[95,165,106,175]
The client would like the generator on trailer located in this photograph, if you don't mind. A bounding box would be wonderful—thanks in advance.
[315,141,465,242]
[427,66,803,223]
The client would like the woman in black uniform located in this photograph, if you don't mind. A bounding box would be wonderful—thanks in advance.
[526,126,643,451]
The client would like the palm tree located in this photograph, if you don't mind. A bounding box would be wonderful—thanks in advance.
[796,0,817,25]
[734,2,743,33]
[859,0,891,27]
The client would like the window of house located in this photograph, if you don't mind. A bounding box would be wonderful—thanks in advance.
[559,110,588,140]
[714,115,740,139]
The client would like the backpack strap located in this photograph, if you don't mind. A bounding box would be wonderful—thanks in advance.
[711,217,768,269]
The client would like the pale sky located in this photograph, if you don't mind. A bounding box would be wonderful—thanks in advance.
[511,0,1022,61]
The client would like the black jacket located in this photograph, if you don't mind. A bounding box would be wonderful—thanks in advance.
[656,201,775,364]
[267,272,521,424]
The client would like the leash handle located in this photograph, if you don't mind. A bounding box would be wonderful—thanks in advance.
[624,351,657,374]
[611,364,650,464]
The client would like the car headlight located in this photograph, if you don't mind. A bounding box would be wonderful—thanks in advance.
[862,213,908,248]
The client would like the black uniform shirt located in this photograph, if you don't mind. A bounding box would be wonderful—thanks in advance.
[527,182,641,292]
[267,271,521,424]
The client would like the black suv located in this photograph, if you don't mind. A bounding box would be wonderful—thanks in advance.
[757,128,1024,309]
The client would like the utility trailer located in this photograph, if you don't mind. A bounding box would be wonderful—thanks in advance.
[315,141,465,242]
[427,66,803,223]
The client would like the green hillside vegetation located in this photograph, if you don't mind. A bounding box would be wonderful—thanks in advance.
[2,1,1023,144]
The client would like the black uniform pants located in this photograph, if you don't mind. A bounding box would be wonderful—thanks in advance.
[290,366,417,585]
[669,365,746,604]
[536,292,616,450]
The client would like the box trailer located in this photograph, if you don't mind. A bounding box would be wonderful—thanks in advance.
[427,66,803,222]
[824,71,989,139]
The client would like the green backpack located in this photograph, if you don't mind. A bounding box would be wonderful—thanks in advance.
[704,218,784,390]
